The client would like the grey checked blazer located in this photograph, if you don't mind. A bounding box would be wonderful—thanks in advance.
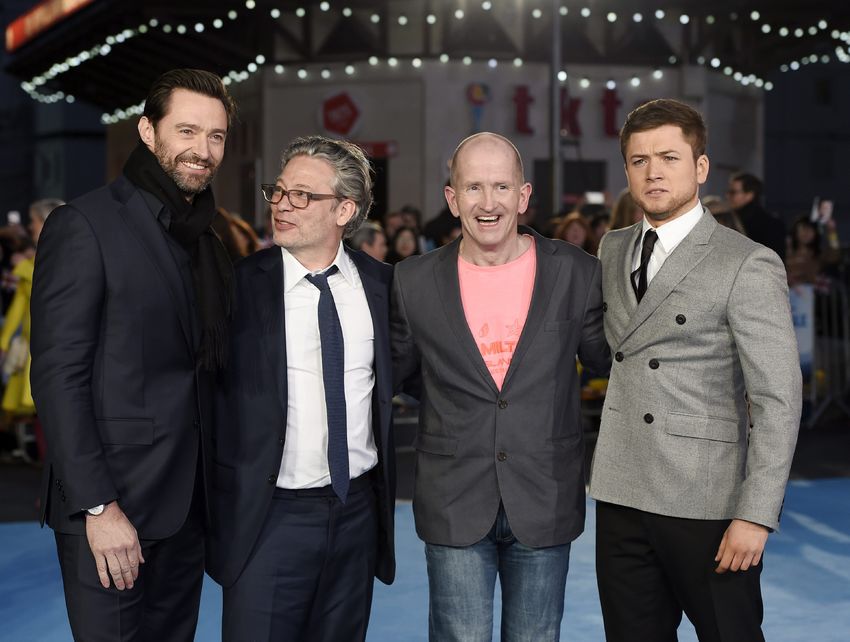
[589,210,801,531]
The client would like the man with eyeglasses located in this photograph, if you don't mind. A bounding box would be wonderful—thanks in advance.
[206,135,396,642]
[726,172,786,260]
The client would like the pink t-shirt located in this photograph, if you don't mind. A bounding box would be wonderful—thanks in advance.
[458,237,537,390]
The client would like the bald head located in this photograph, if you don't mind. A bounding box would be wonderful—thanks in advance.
[449,132,524,188]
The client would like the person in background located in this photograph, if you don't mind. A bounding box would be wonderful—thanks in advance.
[553,211,597,255]
[385,226,420,264]
[349,220,388,262]
[702,194,746,235]
[727,172,786,260]
[590,212,611,250]
[213,207,260,262]
[785,215,841,289]
[609,187,643,231]
[0,198,63,461]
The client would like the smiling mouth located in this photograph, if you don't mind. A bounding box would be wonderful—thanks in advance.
[180,160,209,171]
[476,215,500,224]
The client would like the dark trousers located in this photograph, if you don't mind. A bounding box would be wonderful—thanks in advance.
[54,491,205,642]
[595,502,764,642]
[223,473,378,642]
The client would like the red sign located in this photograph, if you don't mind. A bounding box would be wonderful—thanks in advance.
[322,92,361,136]
[6,0,95,52]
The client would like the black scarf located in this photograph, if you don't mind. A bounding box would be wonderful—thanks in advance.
[123,141,234,371]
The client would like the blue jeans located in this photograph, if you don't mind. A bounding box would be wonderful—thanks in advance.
[425,505,571,642]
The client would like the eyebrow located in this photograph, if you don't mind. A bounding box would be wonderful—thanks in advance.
[173,122,227,136]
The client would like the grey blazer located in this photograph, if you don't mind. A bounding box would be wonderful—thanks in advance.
[589,210,801,530]
[392,229,611,548]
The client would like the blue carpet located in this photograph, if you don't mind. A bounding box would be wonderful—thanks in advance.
[1,479,848,641]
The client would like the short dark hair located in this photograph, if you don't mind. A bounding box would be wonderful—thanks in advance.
[143,69,237,128]
[620,98,707,161]
[730,172,763,198]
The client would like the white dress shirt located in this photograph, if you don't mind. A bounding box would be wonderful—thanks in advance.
[632,201,705,288]
[277,243,378,489]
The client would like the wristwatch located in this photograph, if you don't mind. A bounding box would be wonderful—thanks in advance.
[86,504,106,516]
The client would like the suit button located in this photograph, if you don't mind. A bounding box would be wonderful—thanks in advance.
[602,302,608,312]
[644,413,654,424]
[267,474,276,485]
[615,352,624,362]
[676,314,686,325]
[648,359,659,369]
[498,399,508,409]
[279,437,285,446]
[497,452,507,462]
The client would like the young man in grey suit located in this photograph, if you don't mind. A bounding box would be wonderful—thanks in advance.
[392,132,610,641]
[590,98,801,641]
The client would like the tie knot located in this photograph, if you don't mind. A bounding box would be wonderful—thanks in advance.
[305,265,339,292]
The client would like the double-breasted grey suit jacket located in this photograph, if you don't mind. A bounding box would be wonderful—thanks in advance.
[589,210,801,531]
[392,229,611,548]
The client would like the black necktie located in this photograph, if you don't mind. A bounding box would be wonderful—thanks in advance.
[304,266,349,502]
[631,229,659,303]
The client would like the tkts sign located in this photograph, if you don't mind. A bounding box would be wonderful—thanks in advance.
[512,85,623,138]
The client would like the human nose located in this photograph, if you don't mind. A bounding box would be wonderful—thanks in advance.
[195,135,211,160]
[479,187,496,211]
[275,191,294,212]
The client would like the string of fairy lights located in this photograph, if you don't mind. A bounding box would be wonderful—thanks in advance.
[14,1,850,124]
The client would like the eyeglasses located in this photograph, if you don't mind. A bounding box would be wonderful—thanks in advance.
[261,184,341,209]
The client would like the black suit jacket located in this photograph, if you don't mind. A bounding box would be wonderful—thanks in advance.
[206,246,396,588]
[30,176,211,539]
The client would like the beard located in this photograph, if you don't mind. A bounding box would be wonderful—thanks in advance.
[154,139,218,195]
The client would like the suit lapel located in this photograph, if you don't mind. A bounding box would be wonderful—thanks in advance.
[501,233,561,391]
[253,249,288,415]
[116,181,194,354]
[434,240,500,395]
[349,250,390,447]
[614,222,642,315]
[619,211,716,344]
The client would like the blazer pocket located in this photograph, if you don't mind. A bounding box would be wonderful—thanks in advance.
[96,418,154,446]
[665,413,740,443]
[213,460,236,492]
[414,432,458,457]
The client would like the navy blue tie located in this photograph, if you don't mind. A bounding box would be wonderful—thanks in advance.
[305,266,349,502]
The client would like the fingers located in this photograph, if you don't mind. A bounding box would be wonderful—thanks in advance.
[95,554,111,589]
[107,552,127,590]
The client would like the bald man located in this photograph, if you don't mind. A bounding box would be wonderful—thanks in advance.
[391,133,610,641]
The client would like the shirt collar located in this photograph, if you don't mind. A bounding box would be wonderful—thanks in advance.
[641,200,704,254]
[281,242,356,293]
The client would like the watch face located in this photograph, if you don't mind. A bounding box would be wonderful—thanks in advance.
[87,504,105,516]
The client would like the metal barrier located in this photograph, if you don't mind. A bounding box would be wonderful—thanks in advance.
[807,280,850,428]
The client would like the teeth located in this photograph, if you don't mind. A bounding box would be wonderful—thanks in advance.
[182,161,207,170]
[478,216,498,222]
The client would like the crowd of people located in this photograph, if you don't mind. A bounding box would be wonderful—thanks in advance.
[0,67,840,642]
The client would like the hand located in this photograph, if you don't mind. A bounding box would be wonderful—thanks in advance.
[85,502,145,590]
[714,519,768,574]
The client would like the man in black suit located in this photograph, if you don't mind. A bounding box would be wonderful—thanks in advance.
[207,135,395,642]
[30,69,236,640]
[727,171,786,260]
